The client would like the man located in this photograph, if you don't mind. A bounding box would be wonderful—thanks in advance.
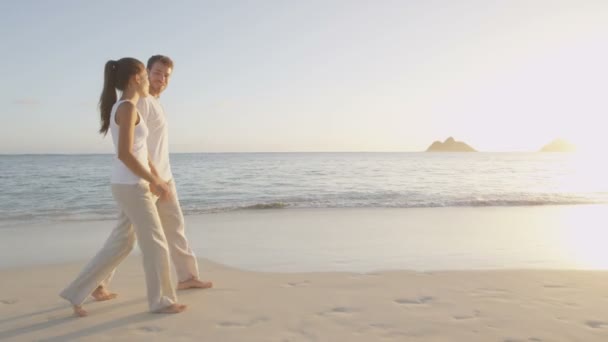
[93,55,212,301]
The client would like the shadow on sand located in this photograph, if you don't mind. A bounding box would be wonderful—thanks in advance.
[0,297,169,341]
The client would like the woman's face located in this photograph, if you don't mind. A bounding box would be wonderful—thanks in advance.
[133,69,150,97]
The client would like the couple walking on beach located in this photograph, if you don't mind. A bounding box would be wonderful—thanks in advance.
[59,55,212,316]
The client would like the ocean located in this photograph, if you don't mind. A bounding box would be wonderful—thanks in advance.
[1,152,607,228]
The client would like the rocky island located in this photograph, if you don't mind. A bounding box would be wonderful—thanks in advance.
[540,139,576,152]
[426,137,477,152]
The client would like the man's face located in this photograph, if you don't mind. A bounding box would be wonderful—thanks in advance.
[147,62,172,95]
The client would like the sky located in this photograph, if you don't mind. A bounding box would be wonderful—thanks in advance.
[1,0,607,153]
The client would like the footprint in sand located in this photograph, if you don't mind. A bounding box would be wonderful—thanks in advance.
[473,288,508,295]
[1,299,18,304]
[503,339,543,342]
[470,288,510,301]
[217,316,270,328]
[218,321,246,328]
[137,326,164,333]
[318,306,358,316]
[452,310,481,321]
[364,322,409,337]
[394,296,434,305]
[330,306,357,313]
[283,280,310,288]
[350,273,381,279]
[585,320,608,329]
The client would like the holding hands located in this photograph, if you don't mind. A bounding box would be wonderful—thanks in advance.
[150,179,172,201]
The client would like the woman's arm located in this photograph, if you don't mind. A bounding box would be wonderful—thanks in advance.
[115,101,164,187]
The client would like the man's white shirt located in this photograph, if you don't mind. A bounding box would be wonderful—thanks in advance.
[137,96,173,181]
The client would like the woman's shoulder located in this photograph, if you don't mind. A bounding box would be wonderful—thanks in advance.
[116,100,136,112]
[115,100,138,122]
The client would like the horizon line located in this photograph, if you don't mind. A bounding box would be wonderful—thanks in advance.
[0,150,565,156]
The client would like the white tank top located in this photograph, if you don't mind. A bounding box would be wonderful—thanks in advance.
[109,100,150,184]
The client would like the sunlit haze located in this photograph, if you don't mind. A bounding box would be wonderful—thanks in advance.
[1,1,607,153]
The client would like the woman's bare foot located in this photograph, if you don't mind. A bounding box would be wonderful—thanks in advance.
[155,303,187,314]
[73,305,88,317]
[91,286,118,301]
[177,278,213,290]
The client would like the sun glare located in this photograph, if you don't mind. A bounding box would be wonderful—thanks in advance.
[556,205,608,269]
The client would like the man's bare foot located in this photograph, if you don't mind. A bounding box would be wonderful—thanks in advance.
[177,278,213,290]
[73,305,88,317]
[91,286,118,301]
[155,303,187,314]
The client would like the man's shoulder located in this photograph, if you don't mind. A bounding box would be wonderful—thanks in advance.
[137,96,161,118]
[137,96,154,107]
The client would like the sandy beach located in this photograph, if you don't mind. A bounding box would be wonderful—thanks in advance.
[2,206,608,341]
[2,257,608,341]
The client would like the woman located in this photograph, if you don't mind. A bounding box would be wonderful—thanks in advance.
[60,57,186,316]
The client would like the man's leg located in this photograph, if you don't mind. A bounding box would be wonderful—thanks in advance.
[156,180,211,289]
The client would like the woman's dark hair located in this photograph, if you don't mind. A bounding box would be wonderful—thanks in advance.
[98,57,145,135]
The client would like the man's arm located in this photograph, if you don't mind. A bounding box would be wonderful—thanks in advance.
[148,154,172,200]
[148,154,160,178]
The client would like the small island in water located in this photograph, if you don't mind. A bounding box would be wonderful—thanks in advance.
[539,139,576,152]
[426,137,476,152]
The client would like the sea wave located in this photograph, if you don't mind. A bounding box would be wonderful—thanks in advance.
[240,202,289,210]
[178,195,607,215]
[2,197,606,228]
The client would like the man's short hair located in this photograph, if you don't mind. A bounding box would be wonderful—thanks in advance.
[147,55,174,70]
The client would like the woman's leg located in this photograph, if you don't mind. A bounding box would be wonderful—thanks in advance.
[96,212,132,291]
[59,211,137,316]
